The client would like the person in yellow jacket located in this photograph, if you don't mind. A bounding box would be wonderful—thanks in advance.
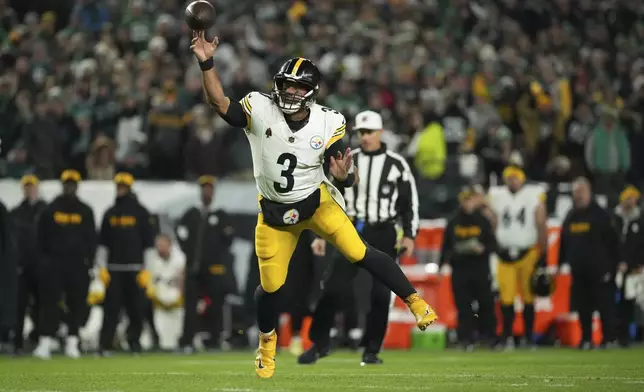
[412,121,447,179]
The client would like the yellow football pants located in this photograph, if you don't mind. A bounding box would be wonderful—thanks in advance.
[255,184,367,293]
[497,248,540,305]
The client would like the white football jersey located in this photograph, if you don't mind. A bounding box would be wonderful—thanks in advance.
[240,92,346,204]
[488,183,546,249]
[147,246,186,289]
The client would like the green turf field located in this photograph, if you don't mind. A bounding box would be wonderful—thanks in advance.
[1,348,643,392]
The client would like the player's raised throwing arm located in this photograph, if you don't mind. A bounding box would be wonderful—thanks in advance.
[190,31,248,128]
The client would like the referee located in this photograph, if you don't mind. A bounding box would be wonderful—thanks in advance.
[298,110,419,365]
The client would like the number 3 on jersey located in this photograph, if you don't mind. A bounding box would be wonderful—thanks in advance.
[502,207,525,227]
[275,153,297,193]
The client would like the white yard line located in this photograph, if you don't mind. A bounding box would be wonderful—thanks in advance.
[33,372,644,382]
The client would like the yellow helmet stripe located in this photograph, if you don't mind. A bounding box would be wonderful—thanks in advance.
[290,58,304,76]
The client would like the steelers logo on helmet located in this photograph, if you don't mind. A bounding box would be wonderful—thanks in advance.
[272,57,321,115]
[282,209,300,225]
[310,135,324,150]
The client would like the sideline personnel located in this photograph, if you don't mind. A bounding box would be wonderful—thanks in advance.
[299,110,419,365]
[558,177,620,349]
[34,170,97,359]
[175,176,236,353]
[441,186,497,350]
[11,175,47,354]
[97,172,155,355]
[488,165,548,349]
[612,185,644,347]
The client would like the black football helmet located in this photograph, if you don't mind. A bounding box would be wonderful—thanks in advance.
[272,57,321,114]
[531,267,555,297]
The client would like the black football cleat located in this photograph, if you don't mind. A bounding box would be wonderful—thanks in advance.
[361,353,383,365]
[297,345,329,365]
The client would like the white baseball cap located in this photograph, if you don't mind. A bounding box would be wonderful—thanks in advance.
[353,110,383,131]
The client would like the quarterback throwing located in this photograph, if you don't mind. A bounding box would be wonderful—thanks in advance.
[488,165,548,349]
[190,31,437,378]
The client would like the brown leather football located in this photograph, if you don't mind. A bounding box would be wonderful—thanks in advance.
[185,1,216,31]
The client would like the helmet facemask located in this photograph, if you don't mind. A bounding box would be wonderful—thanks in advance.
[272,76,318,115]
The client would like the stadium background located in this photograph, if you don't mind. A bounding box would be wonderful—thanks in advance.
[1,0,644,351]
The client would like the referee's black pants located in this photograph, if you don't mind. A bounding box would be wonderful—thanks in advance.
[99,270,146,351]
[309,223,397,355]
[39,258,90,339]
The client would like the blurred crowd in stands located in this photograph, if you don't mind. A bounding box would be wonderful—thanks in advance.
[2,0,644,218]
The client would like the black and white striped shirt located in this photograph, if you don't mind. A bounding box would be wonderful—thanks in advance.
[344,145,419,238]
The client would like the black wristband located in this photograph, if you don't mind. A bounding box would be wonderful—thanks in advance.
[339,172,355,187]
[199,57,214,71]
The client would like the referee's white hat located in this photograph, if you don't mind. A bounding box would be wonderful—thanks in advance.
[353,110,383,131]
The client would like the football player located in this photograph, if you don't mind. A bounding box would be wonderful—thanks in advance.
[488,165,548,349]
[145,234,186,351]
[190,32,437,378]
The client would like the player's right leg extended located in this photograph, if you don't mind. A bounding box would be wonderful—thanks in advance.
[308,185,438,330]
[253,212,302,379]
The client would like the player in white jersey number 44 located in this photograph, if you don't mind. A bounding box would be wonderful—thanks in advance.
[190,31,437,378]
[488,165,549,349]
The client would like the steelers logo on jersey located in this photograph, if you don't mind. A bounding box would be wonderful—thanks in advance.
[283,209,300,225]
[310,135,324,150]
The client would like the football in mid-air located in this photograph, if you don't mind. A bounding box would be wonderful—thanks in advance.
[185,0,216,31]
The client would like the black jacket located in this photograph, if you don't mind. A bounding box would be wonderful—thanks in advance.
[613,206,644,273]
[11,199,48,267]
[0,201,17,330]
[38,195,97,263]
[175,207,235,283]
[440,208,496,268]
[99,193,155,266]
[558,201,620,275]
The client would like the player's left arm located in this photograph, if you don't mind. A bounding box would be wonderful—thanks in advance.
[535,193,548,265]
[325,116,358,186]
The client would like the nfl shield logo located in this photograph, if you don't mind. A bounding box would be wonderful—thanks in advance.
[282,209,300,225]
